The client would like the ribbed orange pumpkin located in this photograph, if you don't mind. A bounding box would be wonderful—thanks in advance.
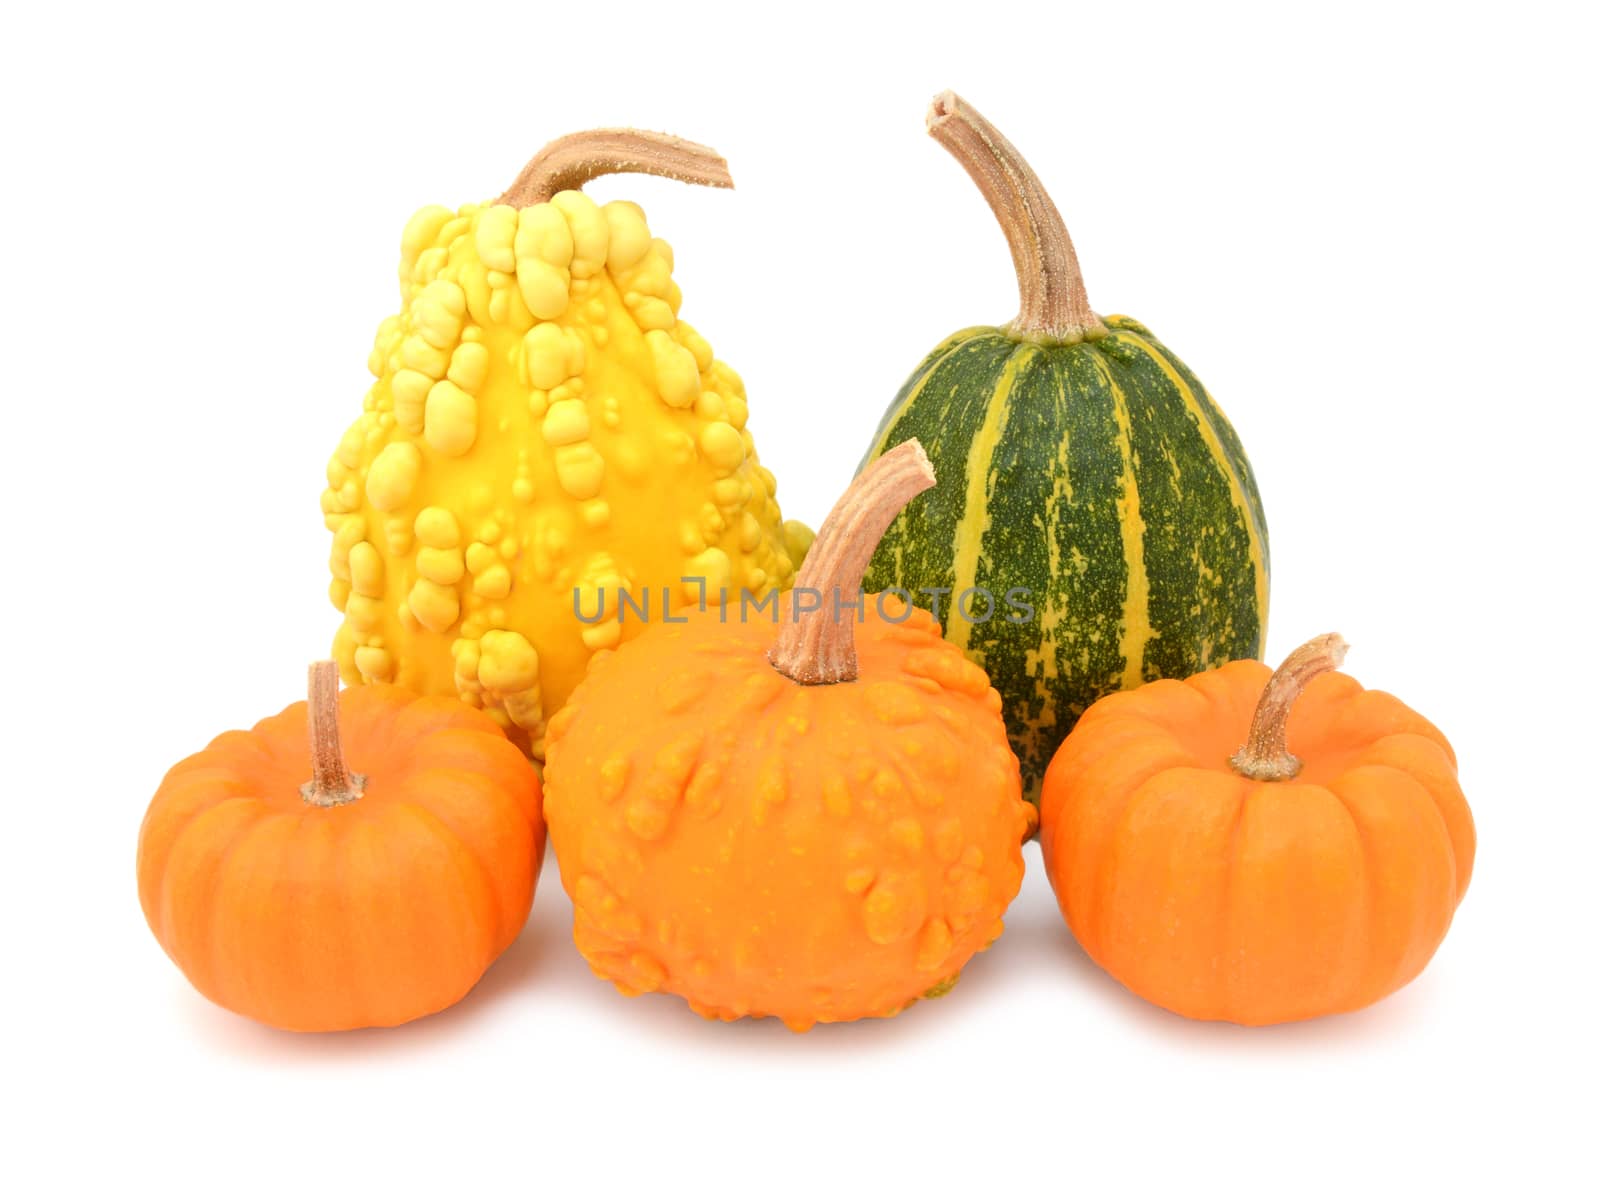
[1038,634,1475,1025]
[137,663,545,1031]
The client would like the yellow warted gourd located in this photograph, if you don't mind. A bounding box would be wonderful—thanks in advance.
[323,129,809,756]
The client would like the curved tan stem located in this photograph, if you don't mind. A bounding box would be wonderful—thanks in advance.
[1230,634,1350,781]
[301,660,366,806]
[497,129,733,208]
[927,91,1105,342]
[769,441,936,685]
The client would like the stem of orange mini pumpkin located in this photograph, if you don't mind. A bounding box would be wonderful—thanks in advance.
[1229,634,1350,782]
[496,128,734,207]
[927,91,1106,342]
[301,660,367,806]
[768,441,936,685]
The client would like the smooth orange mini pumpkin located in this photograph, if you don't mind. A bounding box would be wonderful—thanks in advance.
[1039,634,1475,1025]
[543,441,1032,1031]
[137,663,545,1032]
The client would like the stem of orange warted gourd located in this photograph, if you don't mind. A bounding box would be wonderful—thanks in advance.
[768,441,936,685]
[301,660,367,806]
[1229,633,1350,781]
[927,90,1106,342]
[496,129,735,207]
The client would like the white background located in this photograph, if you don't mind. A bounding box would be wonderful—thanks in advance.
[5,0,1597,1195]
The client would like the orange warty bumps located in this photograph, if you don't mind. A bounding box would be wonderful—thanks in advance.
[544,600,1030,1031]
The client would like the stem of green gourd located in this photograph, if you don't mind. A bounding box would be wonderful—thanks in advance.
[927,90,1107,342]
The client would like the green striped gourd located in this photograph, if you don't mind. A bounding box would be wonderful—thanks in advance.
[860,92,1269,802]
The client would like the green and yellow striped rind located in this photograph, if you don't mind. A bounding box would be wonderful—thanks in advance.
[860,314,1269,802]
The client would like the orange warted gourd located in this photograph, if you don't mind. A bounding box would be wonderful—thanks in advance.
[543,441,1032,1031]
[1039,634,1475,1026]
[136,663,545,1032]
[323,128,808,759]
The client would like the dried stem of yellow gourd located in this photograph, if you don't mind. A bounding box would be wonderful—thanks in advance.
[927,91,1105,342]
[301,660,366,806]
[769,441,936,686]
[1230,634,1350,781]
[497,129,734,207]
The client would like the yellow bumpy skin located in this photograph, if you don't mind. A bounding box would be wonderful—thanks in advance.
[323,130,803,756]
